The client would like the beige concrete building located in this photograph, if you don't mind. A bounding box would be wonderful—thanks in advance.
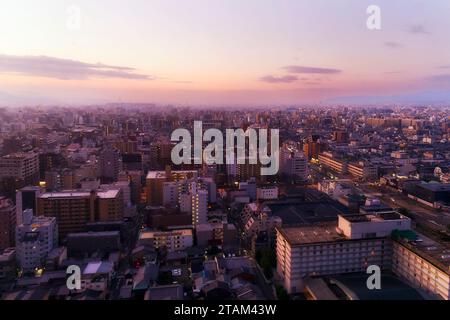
[276,213,411,293]
[392,233,450,300]
[139,229,193,252]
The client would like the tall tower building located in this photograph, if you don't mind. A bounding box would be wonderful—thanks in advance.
[98,148,122,182]
[179,182,208,228]
[16,186,43,226]
[191,183,208,227]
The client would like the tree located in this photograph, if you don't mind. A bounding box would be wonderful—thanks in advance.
[275,285,290,300]
[255,250,262,264]
[263,264,273,279]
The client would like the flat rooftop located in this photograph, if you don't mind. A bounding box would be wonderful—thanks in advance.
[277,224,344,245]
[265,200,349,225]
[97,189,120,199]
[67,231,120,238]
[344,212,405,223]
[40,191,91,198]
[395,232,450,275]
[140,229,192,239]
[418,183,450,192]
[146,170,197,179]
[83,261,114,275]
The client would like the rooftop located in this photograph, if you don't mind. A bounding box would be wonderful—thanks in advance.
[146,170,197,180]
[140,229,192,239]
[277,224,344,245]
[343,212,405,223]
[418,182,450,192]
[67,231,120,238]
[330,273,424,300]
[97,189,120,199]
[83,261,114,275]
[394,232,450,275]
[265,200,348,225]
[40,191,92,198]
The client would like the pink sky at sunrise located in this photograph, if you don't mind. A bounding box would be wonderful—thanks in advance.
[1,0,450,106]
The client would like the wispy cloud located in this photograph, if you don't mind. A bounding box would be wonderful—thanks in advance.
[282,65,342,74]
[408,24,430,35]
[0,54,153,80]
[384,41,403,49]
[259,75,298,83]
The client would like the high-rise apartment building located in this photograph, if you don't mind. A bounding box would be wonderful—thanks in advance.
[0,152,39,185]
[98,148,122,181]
[37,189,123,238]
[276,213,411,293]
[179,182,208,227]
[16,210,58,273]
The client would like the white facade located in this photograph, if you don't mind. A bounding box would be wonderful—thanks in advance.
[179,182,208,227]
[317,179,352,200]
[392,240,450,299]
[192,187,208,227]
[337,214,411,240]
[139,229,193,252]
[276,214,411,294]
[16,210,58,272]
[256,186,278,200]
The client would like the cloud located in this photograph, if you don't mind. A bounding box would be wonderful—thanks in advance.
[282,65,342,74]
[408,24,430,35]
[437,65,450,69]
[0,54,153,80]
[259,75,298,83]
[384,41,403,49]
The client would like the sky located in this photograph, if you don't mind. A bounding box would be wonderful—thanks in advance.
[1,0,450,106]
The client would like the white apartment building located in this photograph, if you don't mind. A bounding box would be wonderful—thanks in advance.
[179,182,208,227]
[256,186,279,201]
[317,179,352,200]
[276,213,411,293]
[392,234,450,300]
[81,261,114,292]
[15,209,58,273]
[139,229,193,252]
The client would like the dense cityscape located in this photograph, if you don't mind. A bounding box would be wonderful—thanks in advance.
[0,104,449,301]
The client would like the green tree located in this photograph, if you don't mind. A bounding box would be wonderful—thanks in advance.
[275,285,290,300]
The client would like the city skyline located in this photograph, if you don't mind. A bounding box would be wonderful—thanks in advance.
[1,0,450,106]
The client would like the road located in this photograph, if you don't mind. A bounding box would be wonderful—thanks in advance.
[356,183,450,233]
